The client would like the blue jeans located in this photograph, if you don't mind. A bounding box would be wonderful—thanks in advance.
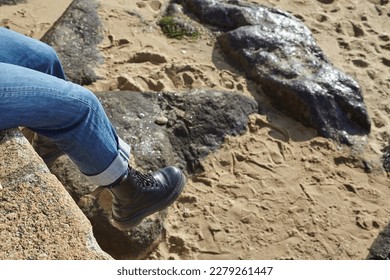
[0,27,130,186]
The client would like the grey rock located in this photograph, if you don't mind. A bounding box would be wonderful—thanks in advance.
[96,91,178,173]
[183,0,287,30]
[0,0,25,5]
[368,223,390,259]
[158,90,258,173]
[50,89,257,259]
[382,145,390,172]
[180,0,371,144]
[41,0,103,85]
[95,90,257,173]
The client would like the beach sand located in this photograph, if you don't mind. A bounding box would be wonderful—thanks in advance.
[1,0,389,259]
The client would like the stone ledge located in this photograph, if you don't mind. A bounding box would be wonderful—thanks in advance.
[0,129,111,260]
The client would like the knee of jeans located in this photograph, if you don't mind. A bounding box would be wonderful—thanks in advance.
[43,46,65,77]
[75,88,105,117]
[32,43,64,77]
[45,45,59,61]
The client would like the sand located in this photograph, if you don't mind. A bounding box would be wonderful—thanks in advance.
[1,0,389,260]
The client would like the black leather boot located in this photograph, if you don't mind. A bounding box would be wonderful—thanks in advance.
[107,165,185,231]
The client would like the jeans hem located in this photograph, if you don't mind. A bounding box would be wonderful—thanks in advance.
[85,138,131,186]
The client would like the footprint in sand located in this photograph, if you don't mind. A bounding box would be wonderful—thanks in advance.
[117,75,164,92]
[313,13,329,23]
[164,64,217,89]
[352,58,370,68]
[381,57,390,67]
[219,70,245,91]
[337,38,351,50]
[335,21,365,37]
[379,34,390,50]
[115,51,168,91]
[372,109,390,131]
[136,0,162,11]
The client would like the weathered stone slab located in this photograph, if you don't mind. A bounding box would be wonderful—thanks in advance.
[0,129,111,260]
[41,0,103,85]
[50,90,257,259]
[179,0,371,144]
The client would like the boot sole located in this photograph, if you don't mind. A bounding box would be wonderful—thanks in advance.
[110,171,186,231]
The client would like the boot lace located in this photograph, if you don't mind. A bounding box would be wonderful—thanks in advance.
[129,167,159,190]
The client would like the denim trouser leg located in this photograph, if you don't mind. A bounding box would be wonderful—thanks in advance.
[0,28,130,186]
[0,27,66,79]
[0,63,130,185]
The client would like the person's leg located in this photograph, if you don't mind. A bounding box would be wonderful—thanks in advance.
[0,27,68,164]
[0,62,128,185]
[0,62,185,230]
[0,27,66,79]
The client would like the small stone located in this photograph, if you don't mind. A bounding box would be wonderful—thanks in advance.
[0,182,2,190]
[155,116,168,125]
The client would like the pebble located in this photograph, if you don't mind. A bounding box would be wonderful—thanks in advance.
[155,116,168,125]
[0,182,2,190]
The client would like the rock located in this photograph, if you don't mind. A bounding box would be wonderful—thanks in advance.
[382,146,390,172]
[317,0,336,4]
[0,0,25,5]
[41,0,103,85]
[93,90,257,173]
[96,91,178,172]
[159,90,258,173]
[159,14,201,39]
[0,129,111,260]
[155,116,169,126]
[368,222,390,259]
[50,89,257,259]
[179,0,371,144]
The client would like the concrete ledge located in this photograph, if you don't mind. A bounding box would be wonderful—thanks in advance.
[0,129,111,260]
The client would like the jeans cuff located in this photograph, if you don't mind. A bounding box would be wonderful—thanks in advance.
[85,137,131,186]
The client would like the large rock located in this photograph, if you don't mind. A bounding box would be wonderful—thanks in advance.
[50,90,257,259]
[41,0,103,85]
[0,129,111,260]
[178,0,371,144]
[158,90,258,173]
[96,90,258,173]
